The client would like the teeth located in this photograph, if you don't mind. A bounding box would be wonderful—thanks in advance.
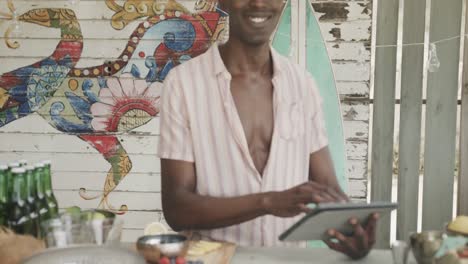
[249,17,267,23]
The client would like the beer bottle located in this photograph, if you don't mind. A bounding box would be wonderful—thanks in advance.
[34,163,52,225]
[7,162,20,201]
[25,166,40,237]
[8,167,35,235]
[41,160,58,217]
[0,165,8,227]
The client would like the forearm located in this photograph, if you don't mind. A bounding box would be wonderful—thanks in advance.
[162,189,271,231]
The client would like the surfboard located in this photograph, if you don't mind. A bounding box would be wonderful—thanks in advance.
[272,1,347,192]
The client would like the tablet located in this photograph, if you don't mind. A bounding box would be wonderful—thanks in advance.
[279,202,398,241]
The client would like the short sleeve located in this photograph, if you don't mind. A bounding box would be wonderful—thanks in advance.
[157,72,195,162]
[306,74,329,154]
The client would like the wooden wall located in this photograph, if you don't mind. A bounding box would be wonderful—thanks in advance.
[0,0,372,242]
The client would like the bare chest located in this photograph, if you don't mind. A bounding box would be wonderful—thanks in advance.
[230,75,274,175]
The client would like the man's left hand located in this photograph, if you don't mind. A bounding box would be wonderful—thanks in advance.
[324,213,380,260]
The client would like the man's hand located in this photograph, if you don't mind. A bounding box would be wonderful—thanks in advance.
[262,181,349,218]
[324,213,379,260]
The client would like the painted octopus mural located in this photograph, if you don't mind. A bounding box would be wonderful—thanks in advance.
[0,0,227,213]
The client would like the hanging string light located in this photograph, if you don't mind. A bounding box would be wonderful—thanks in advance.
[427,43,441,73]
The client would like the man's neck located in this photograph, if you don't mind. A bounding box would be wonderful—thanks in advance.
[219,38,273,77]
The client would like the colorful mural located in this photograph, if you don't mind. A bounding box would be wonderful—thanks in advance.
[0,0,228,213]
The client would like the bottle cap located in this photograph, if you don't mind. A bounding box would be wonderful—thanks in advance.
[25,165,35,171]
[0,164,8,170]
[8,162,20,168]
[11,167,26,174]
[35,163,45,168]
[42,160,52,165]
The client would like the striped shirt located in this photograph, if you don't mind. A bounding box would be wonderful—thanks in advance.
[158,44,328,247]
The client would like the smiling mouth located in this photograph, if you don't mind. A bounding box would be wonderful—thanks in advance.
[247,15,272,25]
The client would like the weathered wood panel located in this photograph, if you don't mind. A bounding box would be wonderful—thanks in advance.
[371,0,399,249]
[0,0,372,242]
[422,0,462,231]
[396,0,426,241]
[459,0,468,216]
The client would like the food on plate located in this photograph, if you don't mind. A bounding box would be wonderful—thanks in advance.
[187,241,222,256]
[447,216,468,235]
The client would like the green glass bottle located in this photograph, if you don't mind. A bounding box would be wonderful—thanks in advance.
[41,160,58,218]
[34,163,52,225]
[25,166,40,237]
[8,167,35,235]
[0,165,8,227]
[7,162,20,202]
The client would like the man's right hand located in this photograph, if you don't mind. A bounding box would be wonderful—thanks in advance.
[262,181,349,218]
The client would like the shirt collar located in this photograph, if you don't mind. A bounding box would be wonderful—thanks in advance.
[209,44,284,80]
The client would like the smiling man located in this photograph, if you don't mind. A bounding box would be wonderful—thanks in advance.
[158,0,378,259]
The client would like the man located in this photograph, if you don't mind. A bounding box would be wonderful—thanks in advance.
[158,0,378,259]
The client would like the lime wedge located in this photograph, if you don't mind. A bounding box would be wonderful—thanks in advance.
[144,222,168,235]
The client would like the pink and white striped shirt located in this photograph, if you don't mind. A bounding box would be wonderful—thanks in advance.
[158,44,328,247]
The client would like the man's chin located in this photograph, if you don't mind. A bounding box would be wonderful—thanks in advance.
[240,36,271,47]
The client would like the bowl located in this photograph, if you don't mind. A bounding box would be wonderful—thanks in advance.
[42,210,123,248]
[409,230,445,264]
[136,234,189,262]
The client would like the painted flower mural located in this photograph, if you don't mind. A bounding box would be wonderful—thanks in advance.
[0,0,227,213]
[91,74,162,132]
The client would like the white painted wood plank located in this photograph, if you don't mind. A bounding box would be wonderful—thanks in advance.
[0,20,371,43]
[0,133,159,154]
[332,62,370,82]
[55,190,162,211]
[121,228,144,243]
[327,42,370,61]
[53,171,160,192]
[342,104,369,121]
[312,20,371,42]
[0,152,160,173]
[311,1,372,22]
[337,81,370,97]
[459,0,468,216]
[422,0,462,231]
[346,141,367,160]
[347,159,367,180]
[0,114,160,136]
[0,57,370,82]
[371,0,399,248]
[348,179,367,199]
[344,121,368,141]
[396,0,426,241]
[4,0,200,20]
[116,211,166,229]
[0,39,371,64]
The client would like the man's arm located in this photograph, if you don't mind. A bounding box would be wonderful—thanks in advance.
[308,147,348,201]
[161,159,267,231]
[161,159,341,231]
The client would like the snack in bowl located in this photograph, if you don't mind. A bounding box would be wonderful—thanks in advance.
[136,234,189,263]
[447,216,468,236]
[187,241,222,256]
